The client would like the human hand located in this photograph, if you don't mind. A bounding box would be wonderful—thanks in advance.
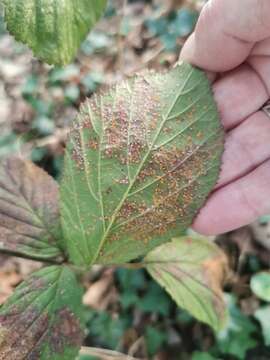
[180,0,270,235]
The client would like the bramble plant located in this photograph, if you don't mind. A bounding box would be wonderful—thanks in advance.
[0,1,230,359]
[1,0,108,65]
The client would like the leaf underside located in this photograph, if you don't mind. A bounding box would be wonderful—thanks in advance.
[60,63,224,266]
[145,236,229,332]
[0,266,85,360]
[0,157,64,262]
[3,0,107,65]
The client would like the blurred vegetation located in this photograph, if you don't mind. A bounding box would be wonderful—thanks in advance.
[0,0,270,359]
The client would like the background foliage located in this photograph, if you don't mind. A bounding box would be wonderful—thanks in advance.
[0,0,270,359]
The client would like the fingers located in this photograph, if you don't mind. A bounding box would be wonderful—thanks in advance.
[180,0,270,72]
[193,159,270,235]
[181,32,252,73]
[252,38,270,56]
[248,55,270,94]
[217,111,270,188]
[213,64,268,130]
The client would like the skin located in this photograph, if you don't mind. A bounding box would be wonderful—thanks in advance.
[180,0,270,235]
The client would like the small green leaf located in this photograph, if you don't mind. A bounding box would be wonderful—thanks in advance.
[145,326,167,356]
[255,305,270,346]
[2,0,107,65]
[79,355,99,360]
[137,283,171,316]
[144,236,229,332]
[86,311,128,350]
[192,352,216,360]
[0,157,64,262]
[251,272,270,301]
[217,294,258,358]
[65,84,80,102]
[60,62,224,266]
[0,266,85,359]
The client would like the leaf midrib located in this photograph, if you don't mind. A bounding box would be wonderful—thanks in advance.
[0,267,60,355]
[126,125,217,199]
[159,265,219,330]
[112,154,219,232]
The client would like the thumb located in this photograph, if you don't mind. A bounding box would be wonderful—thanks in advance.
[180,0,270,72]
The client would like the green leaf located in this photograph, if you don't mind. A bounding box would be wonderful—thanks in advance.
[192,352,216,360]
[255,305,270,346]
[145,326,167,356]
[86,311,128,350]
[0,266,85,359]
[2,0,107,65]
[60,62,224,266]
[137,282,171,316]
[251,272,270,301]
[144,236,229,332]
[0,157,64,262]
[79,355,99,360]
[217,294,258,359]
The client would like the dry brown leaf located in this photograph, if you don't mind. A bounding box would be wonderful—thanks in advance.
[83,271,117,311]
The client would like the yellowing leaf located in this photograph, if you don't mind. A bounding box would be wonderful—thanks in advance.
[3,0,107,65]
[0,157,64,262]
[0,266,85,360]
[60,63,224,266]
[145,236,229,332]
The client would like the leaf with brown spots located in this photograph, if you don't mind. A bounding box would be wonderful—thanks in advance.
[61,62,224,266]
[0,157,64,262]
[0,265,85,360]
[145,236,229,332]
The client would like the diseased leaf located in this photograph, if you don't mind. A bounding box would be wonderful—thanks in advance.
[0,157,64,262]
[0,266,85,360]
[61,62,224,266]
[144,236,229,332]
[2,0,107,65]
[251,272,270,301]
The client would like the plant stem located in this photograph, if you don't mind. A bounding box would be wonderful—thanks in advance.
[79,346,140,360]
[109,262,145,270]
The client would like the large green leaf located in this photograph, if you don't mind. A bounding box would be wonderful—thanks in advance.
[0,266,85,359]
[145,236,229,332]
[2,0,107,65]
[60,62,224,266]
[0,157,64,262]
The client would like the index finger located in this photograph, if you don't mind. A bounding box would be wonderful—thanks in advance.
[180,0,270,72]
